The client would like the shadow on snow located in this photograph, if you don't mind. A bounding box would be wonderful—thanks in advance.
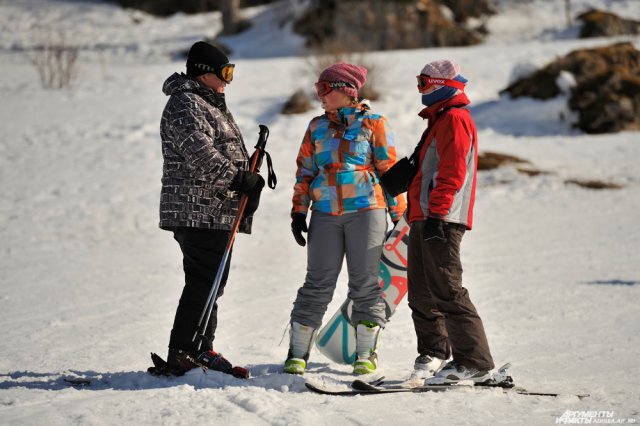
[584,279,639,286]
[0,363,320,393]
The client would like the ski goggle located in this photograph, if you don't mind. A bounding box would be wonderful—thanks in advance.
[192,63,235,83]
[314,81,355,97]
[416,75,465,93]
[217,63,235,83]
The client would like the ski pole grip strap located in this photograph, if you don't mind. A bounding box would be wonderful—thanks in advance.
[252,124,277,190]
[264,149,277,189]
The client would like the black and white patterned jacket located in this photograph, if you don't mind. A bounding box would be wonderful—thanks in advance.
[159,73,252,233]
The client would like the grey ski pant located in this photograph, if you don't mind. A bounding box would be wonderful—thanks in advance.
[290,209,387,329]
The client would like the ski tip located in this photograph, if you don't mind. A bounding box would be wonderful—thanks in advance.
[496,362,512,373]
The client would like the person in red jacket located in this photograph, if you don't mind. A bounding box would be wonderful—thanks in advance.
[406,59,494,384]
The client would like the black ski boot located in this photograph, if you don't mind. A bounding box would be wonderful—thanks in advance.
[197,350,250,379]
[148,349,198,377]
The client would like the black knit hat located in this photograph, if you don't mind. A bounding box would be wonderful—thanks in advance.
[186,41,229,77]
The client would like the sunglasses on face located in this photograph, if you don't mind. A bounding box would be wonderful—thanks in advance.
[314,81,355,97]
[193,63,235,83]
[416,74,465,93]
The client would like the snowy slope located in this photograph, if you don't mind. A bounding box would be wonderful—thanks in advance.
[0,0,639,425]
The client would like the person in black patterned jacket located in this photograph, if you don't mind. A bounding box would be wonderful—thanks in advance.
[158,41,264,373]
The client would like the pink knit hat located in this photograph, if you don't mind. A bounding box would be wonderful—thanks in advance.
[318,62,367,98]
[420,59,461,79]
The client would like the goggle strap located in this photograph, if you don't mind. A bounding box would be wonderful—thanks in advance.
[315,81,357,96]
[193,63,234,82]
[418,76,466,91]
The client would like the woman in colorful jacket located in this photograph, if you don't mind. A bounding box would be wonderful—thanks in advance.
[284,62,407,375]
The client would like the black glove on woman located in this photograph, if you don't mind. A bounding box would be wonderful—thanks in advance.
[423,217,447,243]
[291,213,308,247]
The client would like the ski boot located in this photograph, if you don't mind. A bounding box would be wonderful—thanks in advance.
[148,348,198,377]
[401,354,449,386]
[196,350,250,379]
[427,360,490,385]
[353,321,381,375]
[283,322,316,375]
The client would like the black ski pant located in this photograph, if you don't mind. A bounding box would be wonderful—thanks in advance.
[169,227,232,354]
[407,220,494,371]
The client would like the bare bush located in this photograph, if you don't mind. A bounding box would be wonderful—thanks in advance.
[303,37,384,101]
[281,89,312,115]
[28,37,79,90]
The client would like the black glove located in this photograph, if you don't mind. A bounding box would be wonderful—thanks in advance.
[230,170,265,196]
[291,213,308,247]
[423,217,447,243]
[243,190,262,217]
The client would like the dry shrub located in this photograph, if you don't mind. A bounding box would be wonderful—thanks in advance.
[477,151,529,171]
[28,35,79,89]
[565,179,623,190]
[516,167,553,177]
[303,37,383,101]
[281,89,312,115]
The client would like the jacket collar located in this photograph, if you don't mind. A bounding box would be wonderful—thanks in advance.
[162,72,226,110]
[325,102,370,127]
[418,92,470,121]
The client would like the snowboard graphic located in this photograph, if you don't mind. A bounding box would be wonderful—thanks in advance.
[315,215,410,364]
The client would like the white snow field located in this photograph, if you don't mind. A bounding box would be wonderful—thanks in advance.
[1,0,639,424]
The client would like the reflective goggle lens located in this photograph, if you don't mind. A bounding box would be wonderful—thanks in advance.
[218,64,235,83]
[315,81,331,97]
[416,75,465,93]
[417,75,435,92]
[315,81,353,97]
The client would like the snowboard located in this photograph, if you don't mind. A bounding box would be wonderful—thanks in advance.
[315,215,411,364]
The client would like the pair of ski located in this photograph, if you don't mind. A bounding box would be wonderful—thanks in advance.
[305,364,588,398]
[306,377,561,398]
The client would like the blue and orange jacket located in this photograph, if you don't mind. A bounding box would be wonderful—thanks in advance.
[292,103,407,220]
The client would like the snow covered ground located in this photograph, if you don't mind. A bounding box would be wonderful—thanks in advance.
[1,0,639,424]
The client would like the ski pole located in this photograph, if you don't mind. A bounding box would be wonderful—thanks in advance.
[191,124,275,352]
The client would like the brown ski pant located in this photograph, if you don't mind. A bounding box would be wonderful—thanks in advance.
[407,220,494,371]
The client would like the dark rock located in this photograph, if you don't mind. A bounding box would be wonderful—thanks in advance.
[112,0,218,16]
[501,42,640,133]
[577,9,640,38]
[569,71,640,133]
[503,42,640,100]
[502,68,562,100]
[440,0,495,23]
[110,0,275,17]
[293,0,481,51]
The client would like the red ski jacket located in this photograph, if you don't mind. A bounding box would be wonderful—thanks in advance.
[407,93,478,229]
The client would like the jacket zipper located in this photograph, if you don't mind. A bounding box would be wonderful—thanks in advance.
[337,128,346,214]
